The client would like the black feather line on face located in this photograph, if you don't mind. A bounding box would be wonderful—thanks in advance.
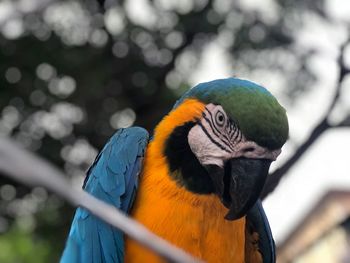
[202,110,235,152]
[164,122,215,194]
[198,122,231,153]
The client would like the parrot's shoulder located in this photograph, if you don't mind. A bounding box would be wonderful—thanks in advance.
[60,127,149,263]
[83,126,149,210]
[245,200,276,263]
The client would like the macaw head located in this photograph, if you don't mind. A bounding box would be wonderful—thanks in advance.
[157,78,288,220]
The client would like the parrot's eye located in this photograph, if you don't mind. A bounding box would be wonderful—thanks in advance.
[215,111,225,127]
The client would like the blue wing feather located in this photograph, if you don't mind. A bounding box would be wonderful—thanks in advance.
[60,127,149,263]
[246,200,276,263]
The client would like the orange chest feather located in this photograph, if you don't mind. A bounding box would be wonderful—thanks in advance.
[124,99,246,262]
[125,157,246,263]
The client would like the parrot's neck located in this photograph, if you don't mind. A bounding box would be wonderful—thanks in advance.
[125,99,246,263]
[164,120,215,194]
[138,98,212,206]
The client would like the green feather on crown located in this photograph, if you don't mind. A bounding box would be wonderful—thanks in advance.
[175,78,289,150]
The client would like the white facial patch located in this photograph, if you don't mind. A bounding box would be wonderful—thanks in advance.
[187,103,281,167]
[188,124,228,167]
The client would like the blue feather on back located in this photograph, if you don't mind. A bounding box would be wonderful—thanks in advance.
[60,127,149,263]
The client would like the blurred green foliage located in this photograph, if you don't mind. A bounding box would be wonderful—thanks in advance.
[0,226,51,263]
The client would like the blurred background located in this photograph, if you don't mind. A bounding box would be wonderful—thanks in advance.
[0,0,350,262]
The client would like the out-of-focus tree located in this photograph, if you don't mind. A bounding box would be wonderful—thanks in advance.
[0,0,349,261]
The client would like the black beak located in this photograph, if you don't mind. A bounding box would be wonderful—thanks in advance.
[205,158,271,220]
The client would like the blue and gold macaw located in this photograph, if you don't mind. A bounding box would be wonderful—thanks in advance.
[61,78,288,263]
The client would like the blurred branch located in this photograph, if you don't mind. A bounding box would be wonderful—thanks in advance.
[336,115,350,127]
[261,39,350,200]
[261,118,330,199]
[327,42,349,112]
[0,137,200,263]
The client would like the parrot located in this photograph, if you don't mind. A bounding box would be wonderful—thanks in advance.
[60,77,288,263]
